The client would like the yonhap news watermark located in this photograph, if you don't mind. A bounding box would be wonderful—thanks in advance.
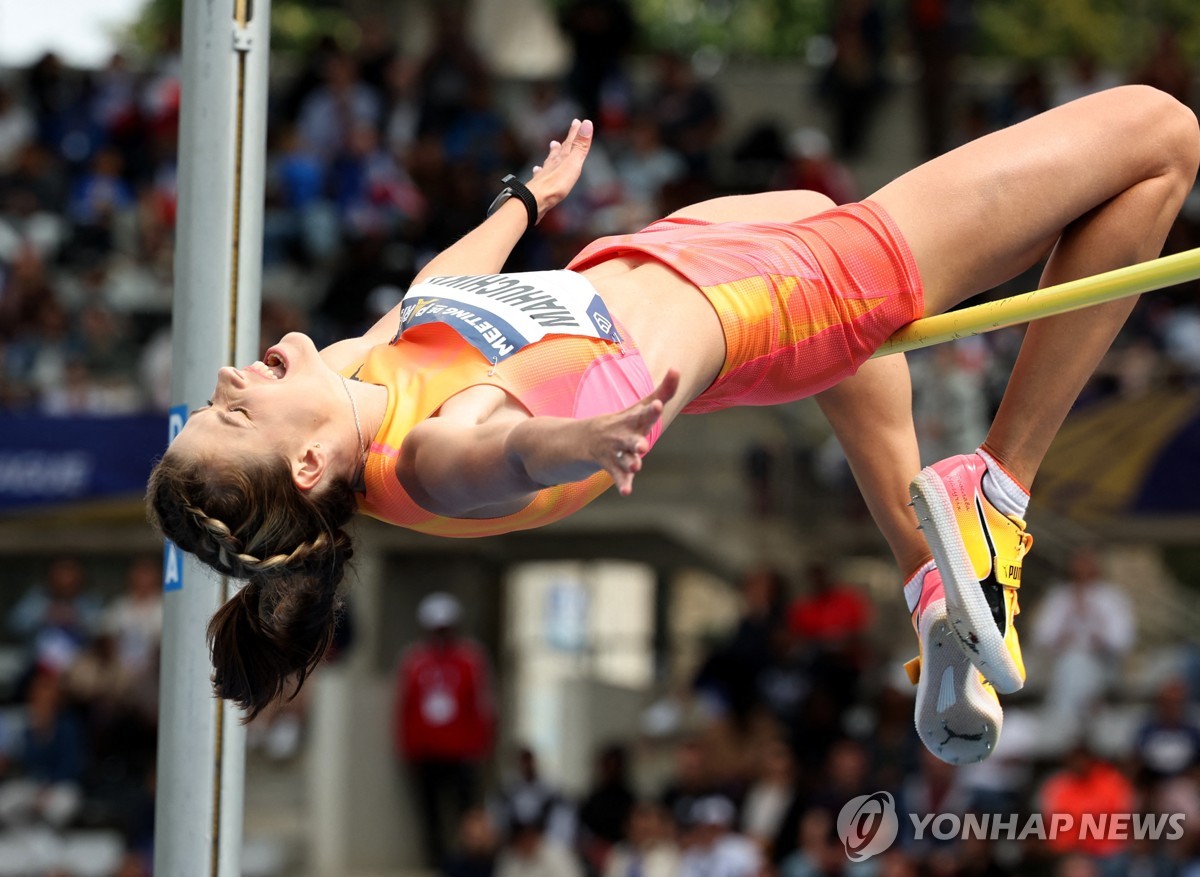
[836,791,1187,862]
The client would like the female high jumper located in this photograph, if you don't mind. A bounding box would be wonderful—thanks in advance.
[148,85,1199,764]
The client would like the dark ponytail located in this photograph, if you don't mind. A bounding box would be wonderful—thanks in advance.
[147,447,357,720]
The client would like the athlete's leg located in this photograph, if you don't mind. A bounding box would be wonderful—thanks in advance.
[667,190,839,223]
[870,84,1200,484]
[816,355,927,573]
[666,189,1000,762]
[870,85,1199,692]
[818,353,1002,764]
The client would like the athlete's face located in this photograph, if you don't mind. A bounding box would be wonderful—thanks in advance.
[171,332,343,471]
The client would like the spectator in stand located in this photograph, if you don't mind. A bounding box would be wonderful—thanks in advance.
[297,53,382,162]
[1032,547,1135,749]
[496,810,585,877]
[0,85,34,173]
[773,737,873,862]
[494,746,576,847]
[864,679,921,797]
[68,147,135,257]
[74,303,141,410]
[382,56,422,160]
[611,114,687,228]
[911,338,989,465]
[740,738,797,853]
[8,556,101,677]
[62,630,147,780]
[787,562,871,647]
[906,0,967,158]
[441,80,521,178]
[604,801,681,877]
[395,592,496,867]
[415,4,489,139]
[694,566,786,726]
[645,51,720,182]
[558,0,637,121]
[101,555,163,678]
[0,139,66,218]
[328,123,425,240]
[660,738,718,835]
[900,747,971,855]
[679,796,760,877]
[821,0,889,159]
[813,737,874,816]
[778,808,841,877]
[788,562,870,722]
[578,743,636,873]
[1040,742,1135,870]
[355,21,399,96]
[1133,677,1200,788]
[772,127,856,206]
[0,671,87,828]
[265,123,334,265]
[512,81,582,168]
[443,806,500,877]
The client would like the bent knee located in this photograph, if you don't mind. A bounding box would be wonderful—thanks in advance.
[1117,85,1200,183]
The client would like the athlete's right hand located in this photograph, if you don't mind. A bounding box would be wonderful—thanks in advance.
[589,369,679,496]
[526,118,593,222]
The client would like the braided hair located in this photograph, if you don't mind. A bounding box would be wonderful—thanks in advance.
[146,446,357,720]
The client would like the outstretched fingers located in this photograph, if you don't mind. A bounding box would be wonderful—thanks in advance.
[605,369,679,495]
[526,120,594,217]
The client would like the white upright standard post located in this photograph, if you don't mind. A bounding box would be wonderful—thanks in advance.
[156,0,271,874]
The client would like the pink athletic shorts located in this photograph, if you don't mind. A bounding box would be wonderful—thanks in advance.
[567,199,925,413]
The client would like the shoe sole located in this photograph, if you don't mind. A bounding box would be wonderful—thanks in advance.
[910,468,1025,694]
[914,598,1002,765]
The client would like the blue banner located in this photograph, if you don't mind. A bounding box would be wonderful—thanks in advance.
[0,413,167,512]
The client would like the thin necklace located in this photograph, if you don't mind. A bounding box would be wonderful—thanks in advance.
[341,376,367,483]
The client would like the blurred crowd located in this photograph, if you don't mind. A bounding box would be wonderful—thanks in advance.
[0,548,1196,876]
[0,556,162,877]
[2,2,1200,423]
[401,563,1200,877]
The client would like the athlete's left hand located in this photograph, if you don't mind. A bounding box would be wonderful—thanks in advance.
[525,118,593,222]
[590,369,679,496]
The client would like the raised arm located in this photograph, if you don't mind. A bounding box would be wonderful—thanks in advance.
[320,119,594,372]
[399,370,679,517]
[411,118,594,285]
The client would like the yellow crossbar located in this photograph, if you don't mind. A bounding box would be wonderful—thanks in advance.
[872,247,1200,358]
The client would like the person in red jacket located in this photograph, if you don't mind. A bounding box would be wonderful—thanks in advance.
[395,592,496,866]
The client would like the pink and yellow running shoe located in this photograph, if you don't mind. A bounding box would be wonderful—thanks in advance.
[904,561,1002,765]
[909,454,1032,694]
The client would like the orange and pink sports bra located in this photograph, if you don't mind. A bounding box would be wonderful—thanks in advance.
[354,271,659,538]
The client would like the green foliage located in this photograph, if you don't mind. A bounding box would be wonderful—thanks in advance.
[627,0,829,60]
[128,0,363,57]
[127,0,1200,66]
[975,0,1200,66]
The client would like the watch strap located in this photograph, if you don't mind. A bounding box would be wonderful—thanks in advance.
[488,173,539,230]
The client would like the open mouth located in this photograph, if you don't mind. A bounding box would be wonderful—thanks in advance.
[247,349,288,380]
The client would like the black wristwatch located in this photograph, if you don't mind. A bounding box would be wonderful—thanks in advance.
[487,174,540,230]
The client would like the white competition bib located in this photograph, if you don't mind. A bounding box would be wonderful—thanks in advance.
[397,271,622,363]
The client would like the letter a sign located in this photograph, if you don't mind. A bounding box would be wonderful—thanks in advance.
[163,404,188,592]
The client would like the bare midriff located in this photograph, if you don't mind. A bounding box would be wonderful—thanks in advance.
[425,255,724,440]
[577,255,726,424]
